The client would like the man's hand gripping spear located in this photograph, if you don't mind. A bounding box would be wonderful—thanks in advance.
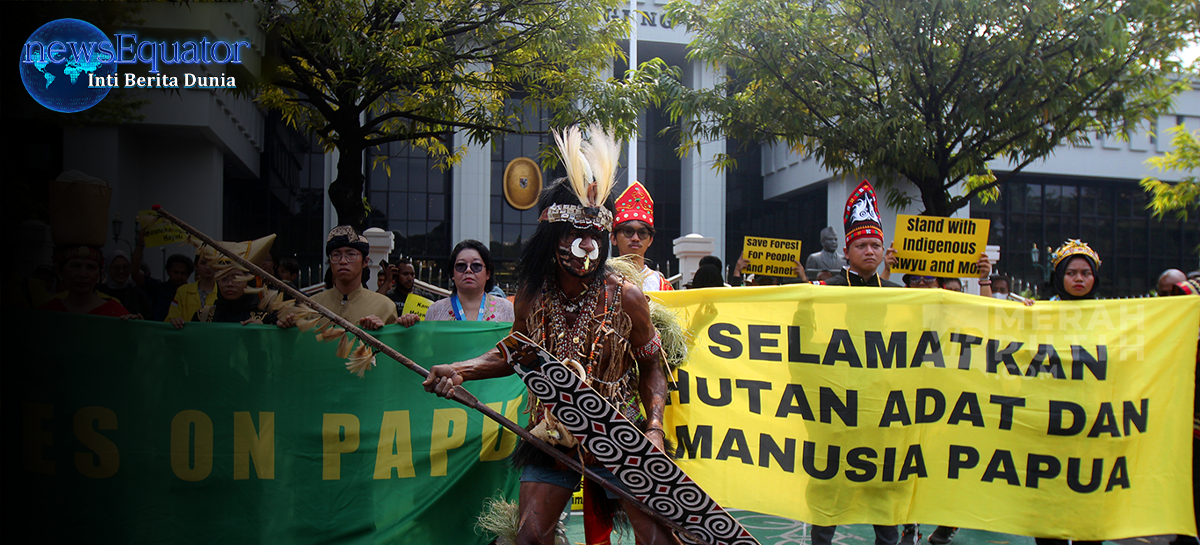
[149,205,716,545]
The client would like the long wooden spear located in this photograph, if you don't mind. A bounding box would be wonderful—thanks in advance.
[150,205,713,545]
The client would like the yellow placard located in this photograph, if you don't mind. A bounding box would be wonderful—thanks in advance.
[892,215,990,278]
[401,294,433,319]
[742,236,803,277]
[138,209,189,248]
[652,286,1198,540]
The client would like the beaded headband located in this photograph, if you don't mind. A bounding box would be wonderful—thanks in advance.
[539,204,613,232]
[1049,239,1101,269]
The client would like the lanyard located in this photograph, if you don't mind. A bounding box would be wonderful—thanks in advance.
[450,294,488,321]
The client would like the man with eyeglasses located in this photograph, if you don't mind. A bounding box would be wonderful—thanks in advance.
[610,181,673,292]
[278,226,397,330]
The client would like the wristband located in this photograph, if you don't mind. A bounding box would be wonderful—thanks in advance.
[646,428,665,435]
[978,280,992,286]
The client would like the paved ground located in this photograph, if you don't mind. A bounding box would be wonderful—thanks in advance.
[559,510,1179,545]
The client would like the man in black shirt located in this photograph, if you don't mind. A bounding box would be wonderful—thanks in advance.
[819,180,900,288]
[386,257,420,327]
[809,180,902,545]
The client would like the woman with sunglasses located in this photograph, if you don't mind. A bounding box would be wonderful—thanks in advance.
[426,240,514,322]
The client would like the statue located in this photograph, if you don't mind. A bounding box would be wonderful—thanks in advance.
[806,226,845,273]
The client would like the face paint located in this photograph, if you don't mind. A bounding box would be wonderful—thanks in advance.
[558,234,602,278]
[570,238,600,260]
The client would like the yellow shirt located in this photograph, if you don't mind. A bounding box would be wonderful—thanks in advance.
[165,282,218,322]
[310,287,399,325]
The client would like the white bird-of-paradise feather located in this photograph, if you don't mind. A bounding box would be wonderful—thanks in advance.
[552,126,594,206]
[581,123,621,207]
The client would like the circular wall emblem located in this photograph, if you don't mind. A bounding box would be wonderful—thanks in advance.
[19,18,117,113]
[503,157,543,210]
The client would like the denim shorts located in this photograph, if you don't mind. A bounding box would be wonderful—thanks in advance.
[519,462,630,500]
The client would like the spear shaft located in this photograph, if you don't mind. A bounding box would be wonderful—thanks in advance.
[150,205,712,545]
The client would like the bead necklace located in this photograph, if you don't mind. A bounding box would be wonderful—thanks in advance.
[545,273,606,367]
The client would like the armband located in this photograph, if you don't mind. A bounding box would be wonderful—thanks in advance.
[633,329,662,360]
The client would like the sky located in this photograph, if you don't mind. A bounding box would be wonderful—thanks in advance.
[1180,41,1200,67]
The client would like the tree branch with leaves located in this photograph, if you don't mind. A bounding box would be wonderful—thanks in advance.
[1141,124,1200,221]
[257,0,656,229]
[649,0,1197,217]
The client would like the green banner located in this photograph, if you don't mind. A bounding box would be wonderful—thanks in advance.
[6,312,526,544]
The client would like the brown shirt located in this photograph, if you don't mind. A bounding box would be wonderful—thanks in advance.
[311,287,399,325]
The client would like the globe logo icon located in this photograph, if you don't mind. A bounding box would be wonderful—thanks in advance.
[19,18,117,113]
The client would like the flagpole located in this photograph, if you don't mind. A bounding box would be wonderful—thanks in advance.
[628,0,638,189]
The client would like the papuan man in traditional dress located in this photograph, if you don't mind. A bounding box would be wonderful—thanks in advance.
[424,127,676,545]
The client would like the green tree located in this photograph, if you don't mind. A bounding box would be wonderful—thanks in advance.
[651,0,1197,216]
[259,0,650,229]
[1141,124,1200,220]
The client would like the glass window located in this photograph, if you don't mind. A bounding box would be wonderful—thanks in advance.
[1010,183,1026,212]
[1150,219,1182,257]
[407,159,427,193]
[369,162,388,190]
[363,131,452,264]
[1116,218,1143,258]
[1089,219,1112,257]
[1026,184,1042,213]
[1080,186,1100,216]
[1060,185,1077,215]
[408,194,427,221]
[1044,215,1061,249]
[389,159,409,191]
[387,192,404,218]
[428,194,445,222]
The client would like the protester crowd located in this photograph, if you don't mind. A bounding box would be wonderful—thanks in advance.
[6,174,1198,545]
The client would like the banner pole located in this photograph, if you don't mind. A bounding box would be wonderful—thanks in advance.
[150,205,714,545]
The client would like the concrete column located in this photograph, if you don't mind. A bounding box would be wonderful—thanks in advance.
[363,227,395,291]
[673,233,715,289]
[679,59,727,256]
[826,178,850,245]
[452,131,491,245]
[323,148,339,235]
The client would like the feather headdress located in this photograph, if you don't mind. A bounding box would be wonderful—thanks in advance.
[541,125,620,231]
[194,234,276,293]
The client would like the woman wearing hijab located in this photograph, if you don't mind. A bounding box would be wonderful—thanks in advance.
[96,250,152,317]
[1047,239,1101,301]
[1033,239,1104,545]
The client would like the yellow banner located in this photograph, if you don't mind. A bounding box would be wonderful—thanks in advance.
[138,209,189,248]
[402,294,433,319]
[742,236,803,277]
[654,286,1198,540]
[892,215,989,278]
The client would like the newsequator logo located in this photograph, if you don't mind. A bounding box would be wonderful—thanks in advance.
[19,18,251,113]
